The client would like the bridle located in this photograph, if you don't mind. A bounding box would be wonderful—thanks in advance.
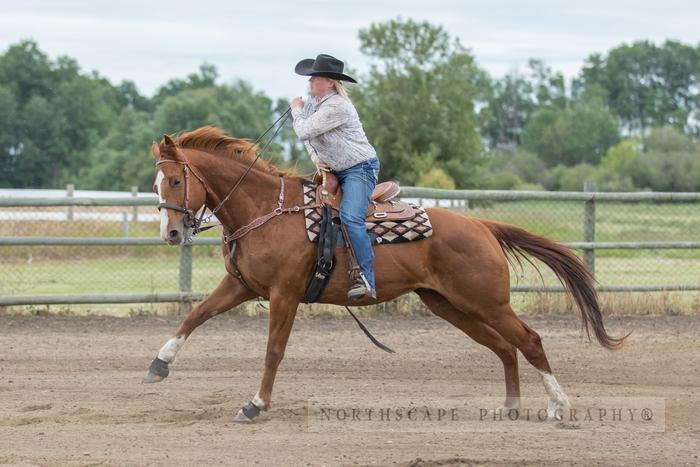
[155,158,212,234]
[155,108,292,240]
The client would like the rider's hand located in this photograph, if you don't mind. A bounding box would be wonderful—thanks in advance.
[312,155,330,172]
[290,96,304,109]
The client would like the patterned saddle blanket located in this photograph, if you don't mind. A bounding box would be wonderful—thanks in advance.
[302,180,433,245]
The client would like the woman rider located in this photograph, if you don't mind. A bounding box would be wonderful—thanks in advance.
[290,53,380,301]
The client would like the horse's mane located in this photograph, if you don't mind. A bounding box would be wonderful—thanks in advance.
[167,126,303,178]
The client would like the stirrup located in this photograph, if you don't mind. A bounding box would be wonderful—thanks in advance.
[347,274,376,301]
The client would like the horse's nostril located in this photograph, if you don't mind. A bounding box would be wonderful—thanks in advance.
[168,230,179,239]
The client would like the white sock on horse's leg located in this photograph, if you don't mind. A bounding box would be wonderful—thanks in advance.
[539,370,571,420]
[252,392,267,410]
[157,335,186,363]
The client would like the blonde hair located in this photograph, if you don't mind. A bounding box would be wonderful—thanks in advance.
[331,79,350,99]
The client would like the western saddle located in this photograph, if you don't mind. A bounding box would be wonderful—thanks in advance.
[312,169,415,221]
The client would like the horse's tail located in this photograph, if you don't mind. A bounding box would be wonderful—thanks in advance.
[481,220,628,350]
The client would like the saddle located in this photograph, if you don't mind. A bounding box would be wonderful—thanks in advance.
[301,171,434,303]
[312,170,414,221]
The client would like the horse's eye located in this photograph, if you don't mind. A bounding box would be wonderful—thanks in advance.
[170,177,181,188]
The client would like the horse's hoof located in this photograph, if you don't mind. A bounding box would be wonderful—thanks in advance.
[496,405,521,418]
[232,400,263,423]
[546,398,570,421]
[142,371,165,383]
[233,409,253,423]
[142,357,169,383]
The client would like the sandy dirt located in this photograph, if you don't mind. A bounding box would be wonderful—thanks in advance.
[0,312,698,466]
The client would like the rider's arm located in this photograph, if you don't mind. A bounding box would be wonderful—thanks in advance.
[291,99,350,140]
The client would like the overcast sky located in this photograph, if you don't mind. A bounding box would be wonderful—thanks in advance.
[1,0,698,100]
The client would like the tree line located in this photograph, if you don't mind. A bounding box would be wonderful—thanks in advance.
[1,18,699,192]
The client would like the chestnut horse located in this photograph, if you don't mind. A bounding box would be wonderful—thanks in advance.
[143,126,625,423]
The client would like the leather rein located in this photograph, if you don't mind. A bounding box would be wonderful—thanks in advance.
[155,108,321,241]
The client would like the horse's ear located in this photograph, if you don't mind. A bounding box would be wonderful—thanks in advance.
[160,134,185,161]
[151,142,160,159]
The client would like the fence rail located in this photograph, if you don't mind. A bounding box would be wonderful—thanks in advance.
[2,184,700,307]
[6,188,700,207]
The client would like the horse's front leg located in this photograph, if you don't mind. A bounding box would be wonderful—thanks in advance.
[233,290,299,422]
[143,273,257,383]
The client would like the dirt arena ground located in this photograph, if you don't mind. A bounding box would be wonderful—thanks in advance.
[1,312,698,466]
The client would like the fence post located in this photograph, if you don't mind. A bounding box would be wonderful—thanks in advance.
[121,213,129,236]
[583,181,596,275]
[66,184,74,221]
[131,186,139,223]
[179,244,193,313]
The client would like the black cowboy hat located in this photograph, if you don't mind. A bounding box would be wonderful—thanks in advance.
[294,53,357,83]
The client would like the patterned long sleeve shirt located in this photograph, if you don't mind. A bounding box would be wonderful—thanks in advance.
[291,90,377,172]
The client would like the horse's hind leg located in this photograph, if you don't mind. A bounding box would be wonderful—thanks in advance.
[444,292,571,420]
[486,305,571,419]
[416,289,521,410]
[143,273,256,383]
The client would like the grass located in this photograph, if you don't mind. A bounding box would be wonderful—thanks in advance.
[0,251,230,295]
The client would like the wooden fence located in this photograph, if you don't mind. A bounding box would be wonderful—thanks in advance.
[2,185,700,306]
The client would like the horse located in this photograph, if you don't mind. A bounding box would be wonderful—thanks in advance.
[143,125,626,423]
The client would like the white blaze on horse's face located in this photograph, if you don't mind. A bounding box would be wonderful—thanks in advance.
[155,167,188,245]
[155,170,170,241]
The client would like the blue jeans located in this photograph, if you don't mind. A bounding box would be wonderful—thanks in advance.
[334,156,380,291]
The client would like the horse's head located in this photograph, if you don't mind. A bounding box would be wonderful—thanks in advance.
[151,135,208,245]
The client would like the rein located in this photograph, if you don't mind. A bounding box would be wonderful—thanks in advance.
[192,108,293,233]
[156,108,292,239]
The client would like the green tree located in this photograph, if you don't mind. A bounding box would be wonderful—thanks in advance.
[416,167,455,189]
[153,81,274,140]
[527,59,567,109]
[599,129,700,191]
[352,18,486,187]
[0,85,17,164]
[480,72,536,149]
[152,79,290,168]
[636,128,700,191]
[0,40,54,106]
[601,139,642,174]
[0,40,132,188]
[576,40,700,134]
[117,80,152,113]
[480,60,567,150]
[77,108,155,191]
[521,96,619,166]
[548,163,598,191]
[505,150,548,186]
[151,63,218,107]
